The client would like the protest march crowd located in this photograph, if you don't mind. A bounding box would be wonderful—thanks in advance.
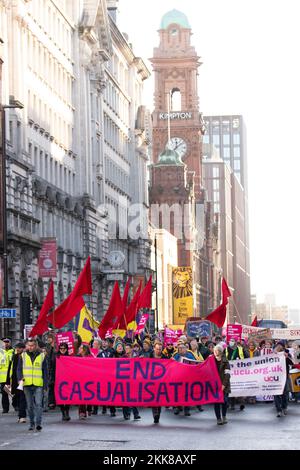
[1,329,300,431]
[1,260,300,432]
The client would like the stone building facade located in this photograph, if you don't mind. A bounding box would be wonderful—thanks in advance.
[0,0,151,339]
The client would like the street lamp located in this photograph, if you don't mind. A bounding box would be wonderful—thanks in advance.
[0,100,23,319]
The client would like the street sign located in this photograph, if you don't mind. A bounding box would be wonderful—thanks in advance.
[0,308,16,318]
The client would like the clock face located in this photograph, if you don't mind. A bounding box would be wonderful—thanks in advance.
[108,250,125,268]
[169,137,187,159]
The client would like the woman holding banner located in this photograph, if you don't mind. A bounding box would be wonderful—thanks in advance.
[53,343,71,421]
[213,344,231,425]
[77,345,93,419]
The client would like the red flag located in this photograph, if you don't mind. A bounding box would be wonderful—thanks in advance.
[222,278,231,303]
[137,275,152,310]
[98,282,123,339]
[206,303,227,328]
[47,257,92,328]
[251,316,258,327]
[206,278,231,328]
[29,281,54,337]
[118,282,142,329]
[122,278,131,313]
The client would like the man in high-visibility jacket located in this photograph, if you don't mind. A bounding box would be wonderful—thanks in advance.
[17,338,48,431]
[0,338,14,413]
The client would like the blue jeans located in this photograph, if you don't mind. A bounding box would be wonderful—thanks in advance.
[23,386,43,427]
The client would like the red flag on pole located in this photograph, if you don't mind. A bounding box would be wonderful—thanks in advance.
[29,281,54,337]
[118,281,142,329]
[98,282,123,339]
[47,257,92,329]
[251,316,258,327]
[122,278,131,313]
[137,275,152,310]
[206,278,231,328]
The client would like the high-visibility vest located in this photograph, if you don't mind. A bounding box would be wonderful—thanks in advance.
[226,346,244,360]
[0,348,13,383]
[22,352,45,387]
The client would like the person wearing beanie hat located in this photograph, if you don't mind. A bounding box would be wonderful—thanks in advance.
[114,341,125,358]
[213,344,231,425]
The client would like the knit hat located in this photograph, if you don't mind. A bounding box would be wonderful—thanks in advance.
[114,341,124,350]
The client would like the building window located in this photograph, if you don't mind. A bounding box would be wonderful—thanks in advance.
[171,88,181,111]
[234,147,240,158]
[213,135,220,146]
[203,134,210,144]
[213,167,219,178]
[223,146,230,159]
[234,160,241,171]
[223,134,230,145]
[233,134,240,145]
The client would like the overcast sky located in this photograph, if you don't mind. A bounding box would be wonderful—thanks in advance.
[118,0,300,310]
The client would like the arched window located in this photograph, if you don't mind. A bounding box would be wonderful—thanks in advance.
[171,88,181,111]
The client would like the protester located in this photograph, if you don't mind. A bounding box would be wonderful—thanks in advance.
[162,342,176,359]
[226,338,249,411]
[7,342,27,422]
[150,341,167,423]
[77,344,92,419]
[213,344,231,425]
[45,333,56,410]
[17,338,48,431]
[141,337,153,358]
[273,341,293,417]
[53,343,71,421]
[172,343,195,416]
[132,340,142,357]
[72,332,82,355]
[122,342,141,421]
[0,338,14,413]
[97,338,116,417]
[189,338,204,361]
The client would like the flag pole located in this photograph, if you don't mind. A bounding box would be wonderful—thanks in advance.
[229,296,243,325]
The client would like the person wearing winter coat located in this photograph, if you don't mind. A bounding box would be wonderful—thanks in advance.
[213,344,231,425]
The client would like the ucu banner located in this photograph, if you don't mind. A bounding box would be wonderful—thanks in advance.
[229,354,286,397]
[55,355,223,407]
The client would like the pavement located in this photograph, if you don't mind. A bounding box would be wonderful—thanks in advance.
[1,402,300,450]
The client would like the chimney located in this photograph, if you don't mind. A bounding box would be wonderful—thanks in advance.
[107,0,119,22]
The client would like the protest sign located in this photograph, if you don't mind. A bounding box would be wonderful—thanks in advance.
[248,328,272,343]
[164,327,182,346]
[289,370,300,393]
[55,355,223,407]
[185,320,212,338]
[56,331,74,355]
[227,324,242,343]
[135,313,149,336]
[229,353,286,397]
[240,324,300,340]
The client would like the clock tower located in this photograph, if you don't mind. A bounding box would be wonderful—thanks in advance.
[150,9,205,200]
[149,10,209,317]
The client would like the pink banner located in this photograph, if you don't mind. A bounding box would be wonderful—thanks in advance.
[39,238,57,278]
[55,355,223,407]
[227,324,242,343]
[164,327,183,346]
[135,313,149,335]
[56,332,75,356]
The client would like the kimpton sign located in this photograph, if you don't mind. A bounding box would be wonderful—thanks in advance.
[159,112,193,120]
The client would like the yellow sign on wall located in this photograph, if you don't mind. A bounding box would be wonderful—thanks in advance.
[172,267,193,324]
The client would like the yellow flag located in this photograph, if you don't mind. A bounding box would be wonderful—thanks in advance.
[77,306,99,344]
